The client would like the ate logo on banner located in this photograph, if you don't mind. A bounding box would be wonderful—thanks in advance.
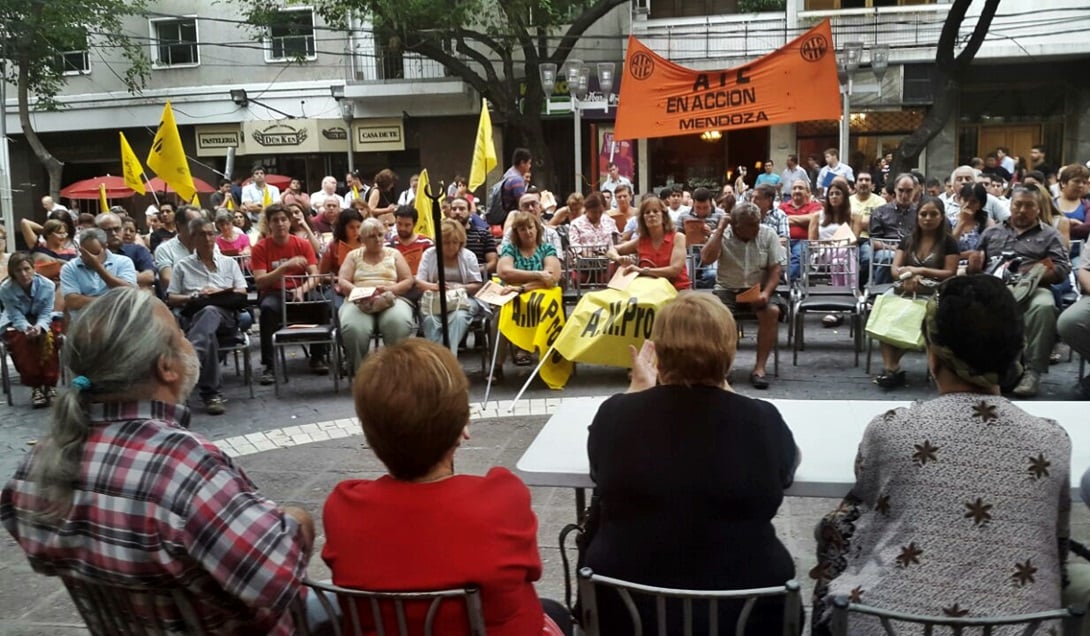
[629,51,655,80]
[800,33,830,62]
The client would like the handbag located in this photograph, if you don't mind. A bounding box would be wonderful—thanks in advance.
[420,288,471,316]
[864,293,927,351]
[355,290,396,314]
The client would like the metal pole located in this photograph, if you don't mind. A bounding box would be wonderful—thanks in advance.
[572,99,582,194]
[839,84,851,161]
[344,116,355,175]
[0,57,14,252]
[425,179,449,348]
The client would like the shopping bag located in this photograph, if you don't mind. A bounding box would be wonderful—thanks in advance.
[864,293,926,351]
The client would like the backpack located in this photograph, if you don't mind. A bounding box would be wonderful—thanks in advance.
[484,179,507,226]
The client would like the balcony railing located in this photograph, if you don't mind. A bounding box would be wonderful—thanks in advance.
[632,13,796,65]
[350,46,466,82]
[799,5,945,60]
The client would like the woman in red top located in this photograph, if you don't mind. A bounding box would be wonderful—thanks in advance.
[606,196,691,290]
[321,339,570,636]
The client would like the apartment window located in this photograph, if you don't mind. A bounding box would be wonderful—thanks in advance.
[54,32,90,75]
[152,18,199,67]
[650,0,737,19]
[804,0,934,9]
[265,8,316,62]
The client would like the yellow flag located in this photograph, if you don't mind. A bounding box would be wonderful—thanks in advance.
[468,99,497,192]
[191,192,201,206]
[262,187,272,207]
[119,132,146,195]
[351,185,360,201]
[414,169,436,239]
[98,183,109,214]
[146,102,197,201]
[226,198,234,211]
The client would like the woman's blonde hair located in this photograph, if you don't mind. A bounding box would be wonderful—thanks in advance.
[353,339,469,480]
[508,211,544,250]
[360,217,386,239]
[652,292,737,386]
[440,218,466,249]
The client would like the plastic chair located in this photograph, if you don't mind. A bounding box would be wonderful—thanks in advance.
[792,241,864,366]
[292,578,487,636]
[828,595,1085,635]
[270,274,340,396]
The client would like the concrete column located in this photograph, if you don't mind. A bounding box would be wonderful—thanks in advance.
[638,137,649,194]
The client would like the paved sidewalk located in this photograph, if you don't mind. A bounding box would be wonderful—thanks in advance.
[1,317,1086,634]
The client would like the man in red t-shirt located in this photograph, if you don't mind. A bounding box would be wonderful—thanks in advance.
[388,205,433,278]
[779,179,823,280]
[251,203,327,384]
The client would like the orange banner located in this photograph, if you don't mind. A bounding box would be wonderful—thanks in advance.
[614,20,841,140]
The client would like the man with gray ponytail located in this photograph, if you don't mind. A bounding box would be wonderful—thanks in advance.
[1,288,315,634]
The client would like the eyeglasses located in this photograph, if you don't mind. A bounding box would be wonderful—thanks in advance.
[895,188,914,194]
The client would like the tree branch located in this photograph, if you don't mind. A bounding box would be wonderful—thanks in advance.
[405,39,491,97]
[953,0,1001,70]
[497,1,537,64]
[549,0,627,66]
[453,33,501,88]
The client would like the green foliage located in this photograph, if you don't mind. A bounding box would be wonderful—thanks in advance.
[0,0,150,109]
[738,0,785,13]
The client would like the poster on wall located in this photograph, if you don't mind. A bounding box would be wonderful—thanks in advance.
[597,126,635,187]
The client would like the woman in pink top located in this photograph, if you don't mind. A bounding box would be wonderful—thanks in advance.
[214,210,251,256]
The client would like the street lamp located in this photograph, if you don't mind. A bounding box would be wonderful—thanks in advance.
[836,42,888,159]
[330,84,355,174]
[539,60,615,194]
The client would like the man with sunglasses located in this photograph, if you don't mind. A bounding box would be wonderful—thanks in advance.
[868,173,919,285]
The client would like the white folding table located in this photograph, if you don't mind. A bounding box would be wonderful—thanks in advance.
[516,396,1089,514]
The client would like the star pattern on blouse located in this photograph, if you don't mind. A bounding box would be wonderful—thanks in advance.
[875,495,891,516]
[1027,454,1051,480]
[942,603,970,617]
[1012,559,1037,587]
[849,586,864,603]
[971,401,999,424]
[964,498,993,527]
[912,440,940,466]
[896,542,923,568]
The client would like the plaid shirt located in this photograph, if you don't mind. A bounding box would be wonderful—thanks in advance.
[1,401,307,635]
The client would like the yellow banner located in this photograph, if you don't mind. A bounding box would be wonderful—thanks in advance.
[553,277,677,368]
[98,183,109,214]
[146,102,197,201]
[119,132,147,195]
[497,287,572,389]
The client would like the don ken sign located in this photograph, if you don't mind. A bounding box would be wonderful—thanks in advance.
[352,118,405,152]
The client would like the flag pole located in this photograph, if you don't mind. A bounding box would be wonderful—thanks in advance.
[508,343,556,412]
[483,325,502,405]
[142,173,160,206]
[424,178,449,349]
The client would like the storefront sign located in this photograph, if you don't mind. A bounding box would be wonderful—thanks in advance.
[615,20,840,140]
[352,118,405,152]
[244,120,321,153]
[195,125,243,157]
[317,120,350,152]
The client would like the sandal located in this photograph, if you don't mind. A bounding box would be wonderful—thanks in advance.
[749,372,770,390]
[874,368,906,389]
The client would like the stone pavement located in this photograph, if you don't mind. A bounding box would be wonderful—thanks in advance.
[1,317,1087,634]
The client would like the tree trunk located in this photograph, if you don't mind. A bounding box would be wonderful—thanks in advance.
[17,58,64,201]
[891,77,958,175]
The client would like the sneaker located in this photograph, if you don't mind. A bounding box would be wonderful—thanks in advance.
[822,314,843,328]
[204,395,227,416]
[31,387,47,409]
[874,368,907,389]
[309,357,330,375]
[259,367,276,386]
[46,387,57,401]
[1012,369,1040,398]
[1049,343,1065,365]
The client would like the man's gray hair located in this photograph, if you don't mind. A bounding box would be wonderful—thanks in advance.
[94,212,121,227]
[214,210,234,227]
[188,216,213,236]
[77,227,107,248]
[731,201,762,225]
[951,165,974,181]
[31,288,179,517]
[360,217,385,238]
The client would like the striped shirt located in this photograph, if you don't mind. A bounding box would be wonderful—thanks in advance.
[1,401,307,635]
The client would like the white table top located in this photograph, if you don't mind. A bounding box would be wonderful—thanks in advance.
[515,396,1090,498]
